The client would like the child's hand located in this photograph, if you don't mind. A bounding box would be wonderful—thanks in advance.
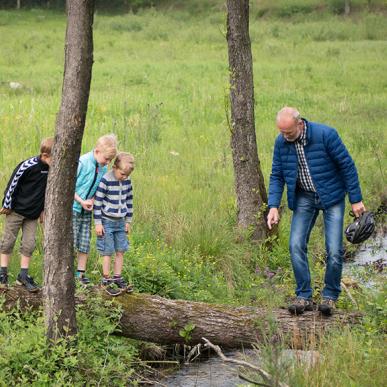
[125,223,131,234]
[0,207,11,215]
[82,199,94,211]
[95,224,104,237]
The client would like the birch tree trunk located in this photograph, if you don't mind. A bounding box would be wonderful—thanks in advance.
[226,0,269,241]
[43,0,95,341]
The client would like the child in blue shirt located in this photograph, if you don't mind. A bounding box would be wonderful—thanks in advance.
[94,152,134,296]
[73,134,117,284]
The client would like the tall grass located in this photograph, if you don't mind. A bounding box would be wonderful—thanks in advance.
[0,6,386,303]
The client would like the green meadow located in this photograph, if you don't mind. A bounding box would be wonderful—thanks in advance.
[0,1,386,384]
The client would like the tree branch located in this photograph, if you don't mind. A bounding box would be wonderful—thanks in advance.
[202,337,289,387]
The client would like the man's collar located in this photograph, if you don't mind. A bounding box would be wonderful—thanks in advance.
[296,120,308,145]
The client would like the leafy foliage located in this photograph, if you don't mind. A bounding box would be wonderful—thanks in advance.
[0,296,137,385]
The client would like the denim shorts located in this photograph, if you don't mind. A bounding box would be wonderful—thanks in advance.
[96,218,129,255]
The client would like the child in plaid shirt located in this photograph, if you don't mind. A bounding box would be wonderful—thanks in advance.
[94,152,134,296]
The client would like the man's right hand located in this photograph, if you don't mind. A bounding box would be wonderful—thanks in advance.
[267,208,280,230]
[0,207,11,215]
[81,199,94,211]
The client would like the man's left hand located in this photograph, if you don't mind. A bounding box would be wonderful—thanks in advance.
[351,201,366,217]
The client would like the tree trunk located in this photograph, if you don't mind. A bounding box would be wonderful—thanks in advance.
[345,0,351,15]
[16,0,21,9]
[43,0,95,341]
[4,288,363,349]
[226,0,269,241]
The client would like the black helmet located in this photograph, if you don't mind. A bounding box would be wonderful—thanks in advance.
[345,211,375,244]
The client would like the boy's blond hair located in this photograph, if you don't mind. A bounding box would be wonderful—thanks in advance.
[96,134,117,159]
[40,137,54,156]
[114,152,135,174]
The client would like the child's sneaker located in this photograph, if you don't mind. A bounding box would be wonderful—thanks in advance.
[113,277,134,293]
[16,274,40,293]
[0,272,8,290]
[76,275,91,286]
[101,278,122,297]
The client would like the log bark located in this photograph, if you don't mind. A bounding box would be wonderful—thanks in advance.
[2,287,363,349]
[226,0,269,241]
[43,0,95,340]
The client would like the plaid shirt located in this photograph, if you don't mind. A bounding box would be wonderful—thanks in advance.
[295,121,316,192]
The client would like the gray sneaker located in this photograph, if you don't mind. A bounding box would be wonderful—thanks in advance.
[288,297,314,315]
[318,298,336,316]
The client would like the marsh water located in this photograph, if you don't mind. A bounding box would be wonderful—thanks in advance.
[160,233,386,387]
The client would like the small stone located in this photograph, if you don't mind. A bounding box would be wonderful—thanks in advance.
[9,82,23,90]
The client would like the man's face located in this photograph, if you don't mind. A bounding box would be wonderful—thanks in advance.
[277,118,303,142]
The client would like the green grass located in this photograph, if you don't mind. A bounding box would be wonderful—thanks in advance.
[0,4,386,385]
[0,5,386,303]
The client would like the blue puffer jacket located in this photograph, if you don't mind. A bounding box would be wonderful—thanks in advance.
[268,120,362,210]
[72,150,108,214]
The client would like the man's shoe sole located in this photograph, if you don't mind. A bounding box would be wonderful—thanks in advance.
[318,306,333,316]
[288,303,314,315]
[16,280,40,293]
[288,306,304,315]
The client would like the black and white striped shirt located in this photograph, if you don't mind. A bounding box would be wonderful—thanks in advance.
[94,171,133,224]
[295,122,316,192]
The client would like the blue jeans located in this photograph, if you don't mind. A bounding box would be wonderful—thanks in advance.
[96,218,129,255]
[289,191,345,301]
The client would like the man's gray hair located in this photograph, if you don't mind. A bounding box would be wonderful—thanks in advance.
[276,107,301,122]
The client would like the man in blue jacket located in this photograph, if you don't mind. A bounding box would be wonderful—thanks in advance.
[267,107,365,316]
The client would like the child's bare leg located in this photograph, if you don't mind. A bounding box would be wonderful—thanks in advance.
[102,255,111,278]
[113,252,124,277]
[20,254,30,269]
[0,254,10,267]
[77,252,88,271]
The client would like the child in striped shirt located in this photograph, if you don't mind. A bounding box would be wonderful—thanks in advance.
[94,152,134,296]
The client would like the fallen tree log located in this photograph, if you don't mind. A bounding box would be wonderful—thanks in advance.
[1,286,362,348]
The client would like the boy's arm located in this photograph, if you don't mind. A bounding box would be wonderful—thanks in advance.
[74,161,83,204]
[74,160,94,210]
[2,160,28,211]
[94,179,107,225]
[125,181,133,224]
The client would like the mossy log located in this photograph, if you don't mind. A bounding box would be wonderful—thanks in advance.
[2,287,363,348]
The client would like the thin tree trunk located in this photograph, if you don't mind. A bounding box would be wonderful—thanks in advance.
[345,0,351,15]
[226,0,268,241]
[16,0,21,9]
[43,0,95,341]
[5,288,363,349]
